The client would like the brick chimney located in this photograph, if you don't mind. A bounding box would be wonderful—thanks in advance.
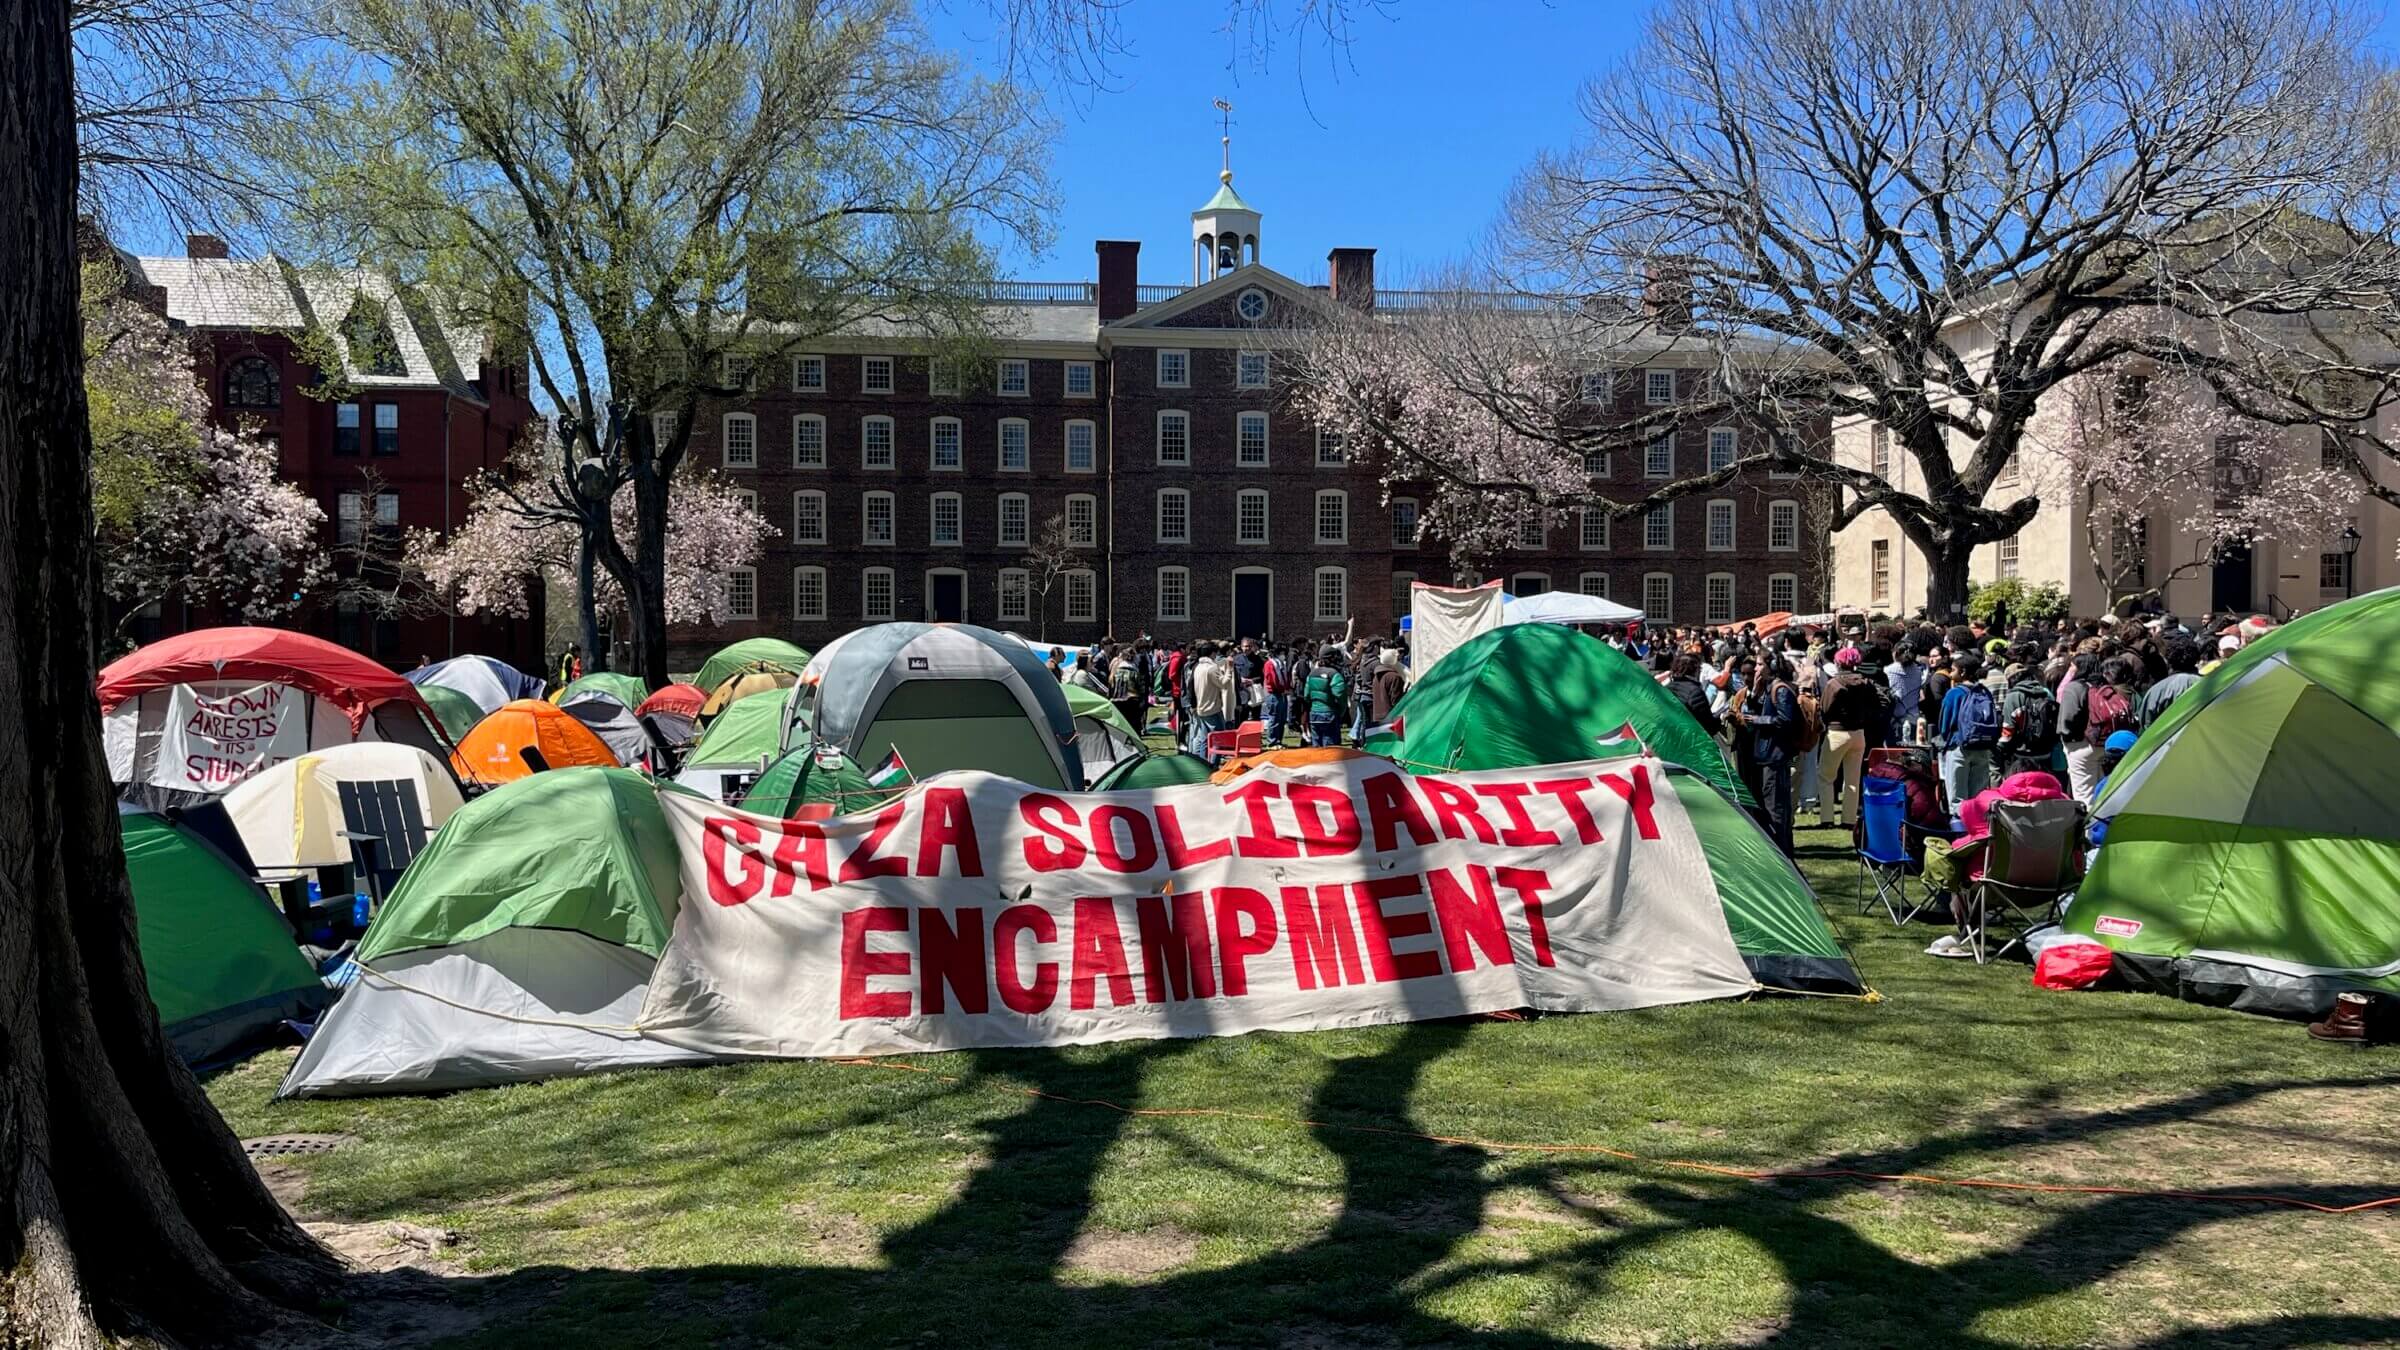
[1641,259,1693,332]
[1328,248,1376,308]
[1096,240,1140,322]
[185,233,230,260]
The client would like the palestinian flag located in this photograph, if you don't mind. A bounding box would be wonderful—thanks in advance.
[866,747,912,789]
[1595,720,1647,753]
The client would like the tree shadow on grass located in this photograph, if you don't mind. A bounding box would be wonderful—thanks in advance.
[335,1040,2400,1350]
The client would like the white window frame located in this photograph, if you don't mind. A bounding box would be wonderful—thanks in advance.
[1871,539,1893,605]
[930,491,963,547]
[791,414,825,469]
[1392,571,1416,620]
[791,354,826,393]
[1236,488,1270,545]
[1515,512,1546,551]
[651,410,680,449]
[1510,571,1551,597]
[1645,432,1674,479]
[722,352,757,392]
[1065,494,1098,548]
[997,417,1030,473]
[791,490,826,546]
[997,492,1030,548]
[1706,499,1736,552]
[861,355,894,395]
[792,566,827,621]
[1237,411,1270,467]
[1314,489,1348,546]
[861,415,895,470]
[1064,419,1096,473]
[1316,428,1345,467]
[1237,350,1270,389]
[1768,499,1800,552]
[1156,487,1191,544]
[1769,430,1800,479]
[1156,348,1190,389]
[1643,572,1674,623]
[729,487,759,517]
[928,358,960,397]
[721,412,757,469]
[1156,566,1191,623]
[997,358,1029,397]
[1580,371,1611,404]
[725,567,757,620]
[997,568,1031,623]
[1869,425,1892,480]
[863,567,896,621]
[1705,572,1735,624]
[1644,502,1673,551]
[1579,571,1609,599]
[925,566,970,624]
[1391,497,1419,549]
[1236,288,1270,323]
[1064,569,1097,624]
[1313,566,1349,624]
[1768,572,1798,613]
[1156,409,1190,466]
[1580,507,1609,552]
[1707,427,1737,473]
[1997,533,2020,578]
[1584,449,1611,477]
[862,490,895,547]
[929,416,963,472]
[1064,360,1095,399]
[1644,368,1674,405]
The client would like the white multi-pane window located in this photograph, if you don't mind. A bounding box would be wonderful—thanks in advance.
[1157,349,1189,388]
[1064,361,1095,398]
[1768,573,1798,612]
[1706,499,1736,551]
[1643,572,1674,623]
[1156,411,1190,466]
[1769,430,1800,479]
[863,568,895,621]
[730,488,758,517]
[1581,371,1611,403]
[1314,567,1348,623]
[861,355,894,394]
[1064,420,1096,472]
[1516,512,1545,550]
[1157,567,1191,622]
[1645,368,1674,405]
[928,359,959,396]
[998,569,1031,622]
[998,419,1029,471]
[721,413,757,468]
[1769,500,1800,552]
[1237,489,1270,544]
[1581,508,1609,551]
[1871,539,1892,605]
[997,358,1029,396]
[791,490,826,545]
[651,410,680,448]
[1585,448,1610,477]
[1066,494,1097,547]
[997,493,1029,547]
[1580,572,1609,598]
[1064,569,1097,623]
[1393,572,1416,620]
[862,491,894,546]
[1315,489,1348,545]
[1998,448,2020,484]
[861,416,894,469]
[1391,498,1419,548]
[1317,428,1345,466]
[1238,351,1269,388]
[930,492,962,546]
[1237,412,1269,466]
[1998,534,2020,578]
[1157,488,1190,543]
[1708,427,1737,472]
[1870,425,1892,479]
[793,566,827,621]
[1645,502,1673,550]
[1645,433,1674,478]
[722,353,756,391]
[930,417,962,471]
[726,567,757,619]
[1705,573,1735,624]
[792,414,825,468]
[792,354,825,392]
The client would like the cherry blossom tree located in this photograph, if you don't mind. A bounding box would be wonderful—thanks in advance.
[84,261,327,643]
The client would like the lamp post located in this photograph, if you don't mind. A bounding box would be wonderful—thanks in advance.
[2339,523,2363,600]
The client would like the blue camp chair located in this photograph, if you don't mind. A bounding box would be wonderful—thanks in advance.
[1855,776,1914,924]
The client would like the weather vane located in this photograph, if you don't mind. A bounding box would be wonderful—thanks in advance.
[1214,97,1234,180]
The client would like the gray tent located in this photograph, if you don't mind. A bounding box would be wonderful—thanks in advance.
[559,692,654,767]
[786,623,1085,789]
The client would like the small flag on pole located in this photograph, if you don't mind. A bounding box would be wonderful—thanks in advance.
[866,747,912,789]
[1595,720,1647,754]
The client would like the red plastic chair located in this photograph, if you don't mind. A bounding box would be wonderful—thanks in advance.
[1233,721,1266,758]
[1203,729,1241,764]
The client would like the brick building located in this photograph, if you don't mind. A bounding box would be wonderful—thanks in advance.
[111,235,544,668]
[671,173,1825,665]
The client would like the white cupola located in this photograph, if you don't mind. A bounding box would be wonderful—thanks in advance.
[1192,107,1259,284]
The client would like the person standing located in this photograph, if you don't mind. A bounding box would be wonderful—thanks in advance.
[2140,637,2203,725]
[1109,645,1146,736]
[1937,651,2000,806]
[1046,646,1066,682]
[1188,644,1236,755]
[1996,643,2063,779]
[1302,648,1349,748]
[1369,646,1406,734]
[1748,655,1802,854]
[1815,648,1879,830]
[1884,642,1926,744]
[1260,644,1289,747]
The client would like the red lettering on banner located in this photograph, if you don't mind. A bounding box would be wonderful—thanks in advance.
[1353,875,1442,982]
[917,907,988,1015]
[1020,794,1085,871]
[1069,897,1134,1009]
[702,817,766,907]
[1286,784,1363,857]
[839,907,912,1018]
[1490,866,1557,966]
[1429,865,1513,972]
[1222,779,1300,859]
[1418,778,1500,844]
[1090,804,1161,874]
[838,800,911,882]
[1360,772,1438,851]
[914,788,985,877]
[770,822,832,896]
[1211,887,1277,996]
[1594,763,1661,840]
[1471,782,1560,847]
[993,905,1058,1014]
[1136,893,1217,1003]
[1530,778,1605,844]
[1283,884,1365,990]
[1157,804,1232,868]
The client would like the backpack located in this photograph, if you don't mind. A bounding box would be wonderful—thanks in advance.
[1791,687,1825,753]
[2006,685,2061,757]
[1109,661,1137,700]
[1955,683,2002,748]
[1304,673,1339,721]
[2085,682,2132,747]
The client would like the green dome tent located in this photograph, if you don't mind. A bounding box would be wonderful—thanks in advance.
[2067,588,2400,1015]
[675,687,801,802]
[416,682,486,744]
[1091,751,1216,790]
[1366,624,1751,805]
[739,747,901,819]
[556,671,649,708]
[120,804,328,1063]
[1061,681,1145,776]
[280,768,714,1096]
[693,637,810,695]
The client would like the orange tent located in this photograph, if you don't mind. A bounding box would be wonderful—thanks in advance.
[451,698,618,784]
[1208,746,1388,785]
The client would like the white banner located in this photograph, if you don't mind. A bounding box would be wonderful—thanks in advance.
[153,682,311,791]
[638,756,1753,1059]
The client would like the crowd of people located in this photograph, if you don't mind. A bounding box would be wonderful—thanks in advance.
[1044,635,1411,755]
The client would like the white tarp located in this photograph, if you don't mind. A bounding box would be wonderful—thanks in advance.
[635,756,1755,1060]
[151,682,312,792]
[1502,592,1644,627]
[1407,581,1505,684]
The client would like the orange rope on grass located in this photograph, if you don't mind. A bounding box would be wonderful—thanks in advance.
[832,1056,2400,1216]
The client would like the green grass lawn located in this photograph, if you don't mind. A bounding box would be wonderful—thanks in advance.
[207,821,2400,1348]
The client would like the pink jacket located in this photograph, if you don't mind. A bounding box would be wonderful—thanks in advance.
[1953,771,2069,878]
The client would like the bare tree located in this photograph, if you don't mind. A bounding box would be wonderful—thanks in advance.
[1024,512,1088,641]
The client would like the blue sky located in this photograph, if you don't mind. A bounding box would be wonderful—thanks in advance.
[934,2,1627,288]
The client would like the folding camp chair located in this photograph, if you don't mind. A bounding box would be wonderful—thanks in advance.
[1855,777,1914,923]
[335,779,431,907]
[1967,798,2086,964]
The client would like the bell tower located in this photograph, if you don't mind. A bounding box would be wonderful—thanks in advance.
[1192,98,1260,284]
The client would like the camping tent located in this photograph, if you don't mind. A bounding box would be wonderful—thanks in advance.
[638,683,707,719]
[451,699,619,786]
[556,671,649,709]
[560,692,654,767]
[1061,682,1144,776]
[120,804,329,1063]
[2065,587,2400,1015]
[416,683,486,744]
[738,747,901,820]
[1090,751,1216,790]
[408,656,544,717]
[100,627,451,800]
[790,622,1085,789]
[1502,592,1643,627]
[1365,624,1752,805]
[280,769,714,1096]
[693,637,810,695]
[699,664,797,717]
[675,687,798,803]
[223,742,464,872]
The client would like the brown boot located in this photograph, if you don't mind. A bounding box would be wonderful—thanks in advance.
[2308,992,2373,1043]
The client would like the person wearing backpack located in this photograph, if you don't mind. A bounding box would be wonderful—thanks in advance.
[1302,647,1349,748]
[2067,657,2141,803]
[1109,646,1145,736]
[1936,651,2000,808]
[1997,642,2064,779]
[1814,648,1879,830]
[2057,651,2107,800]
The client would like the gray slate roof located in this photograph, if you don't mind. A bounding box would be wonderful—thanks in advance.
[127,255,490,400]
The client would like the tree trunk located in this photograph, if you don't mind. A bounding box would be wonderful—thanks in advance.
[575,529,605,674]
[1,5,341,1342]
[626,468,673,688]
[1923,540,1974,623]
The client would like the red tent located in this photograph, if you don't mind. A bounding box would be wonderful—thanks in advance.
[99,627,429,733]
[636,682,707,719]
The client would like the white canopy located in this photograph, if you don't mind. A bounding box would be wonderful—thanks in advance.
[1501,592,1644,627]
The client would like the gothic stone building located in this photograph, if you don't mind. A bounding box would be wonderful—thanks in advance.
[669,175,1826,666]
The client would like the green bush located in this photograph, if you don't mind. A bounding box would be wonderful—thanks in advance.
[1967,576,2070,627]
